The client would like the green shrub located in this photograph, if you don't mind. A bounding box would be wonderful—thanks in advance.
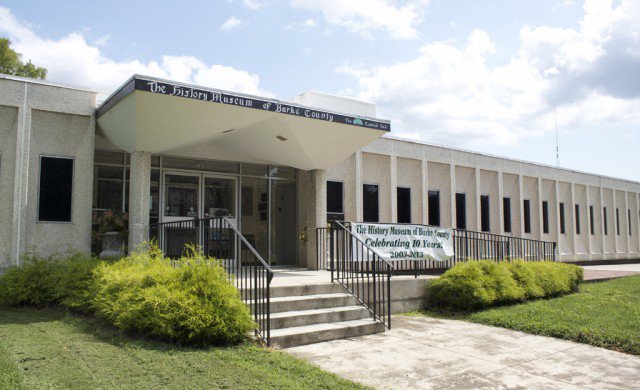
[90,247,255,346]
[427,260,583,310]
[0,253,100,309]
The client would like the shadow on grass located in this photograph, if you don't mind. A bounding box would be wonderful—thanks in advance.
[0,306,258,354]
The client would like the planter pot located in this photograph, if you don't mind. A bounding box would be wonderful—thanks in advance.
[99,231,126,259]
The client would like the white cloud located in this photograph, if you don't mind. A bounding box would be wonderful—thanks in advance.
[290,0,429,40]
[0,7,271,98]
[220,16,244,31]
[229,0,267,10]
[338,0,640,148]
[285,18,317,31]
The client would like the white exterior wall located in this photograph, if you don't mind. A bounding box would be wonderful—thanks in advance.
[325,136,640,262]
[0,76,96,269]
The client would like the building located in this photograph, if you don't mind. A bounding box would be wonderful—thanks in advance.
[1,73,639,273]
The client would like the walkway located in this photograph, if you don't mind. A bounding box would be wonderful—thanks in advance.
[287,316,640,389]
[582,263,640,282]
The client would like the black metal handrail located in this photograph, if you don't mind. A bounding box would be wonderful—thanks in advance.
[330,221,393,329]
[152,217,274,346]
[317,222,557,274]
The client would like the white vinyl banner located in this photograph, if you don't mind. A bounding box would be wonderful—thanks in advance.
[351,223,454,262]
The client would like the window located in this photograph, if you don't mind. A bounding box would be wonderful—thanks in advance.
[559,203,566,234]
[38,156,74,222]
[575,204,581,235]
[428,190,440,226]
[363,184,379,222]
[616,208,620,235]
[455,193,466,230]
[523,199,531,234]
[397,187,411,223]
[628,209,632,236]
[480,195,490,232]
[503,197,511,233]
[327,181,344,222]
[542,201,549,234]
[603,207,608,235]
[589,205,595,235]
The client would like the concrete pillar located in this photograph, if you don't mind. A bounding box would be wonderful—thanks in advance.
[555,180,562,260]
[518,172,525,236]
[570,182,577,261]
[355,151,363,222]
[537,176,544,239]
[586,185,592,260]
[390,154,397,223]
[624,190,630,259]
[613,189,619,259]
[302,169,327,269]
[449,158,456,228]
[421,159,428,225]
[11,83,31,266]
[600,185,606,259]
[128,151,151,252]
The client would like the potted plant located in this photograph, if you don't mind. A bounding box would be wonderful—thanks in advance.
[95,210,129,258]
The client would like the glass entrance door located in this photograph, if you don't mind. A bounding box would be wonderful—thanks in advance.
[202,176,237,227]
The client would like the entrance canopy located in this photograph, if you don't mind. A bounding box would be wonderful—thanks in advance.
[96,76,390,170]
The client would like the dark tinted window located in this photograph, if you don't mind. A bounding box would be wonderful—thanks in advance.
[480,195,490,232]
[575,204,581,235]
[428,190,440,226]
[397,187,411,223]
[363,184,379,222]
[455,193,466,230]
[629,209,632,236]
[523,199,531,234]
[38,157,73,222]
[503,197,511,233]
[590,205,595,235]
[616,208,620,235]
[559,203,565,234]
[542,201,549,234]
[327,181,344,222]
[603,207,608,235]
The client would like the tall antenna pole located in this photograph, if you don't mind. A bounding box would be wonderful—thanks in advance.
[555,104,559,167]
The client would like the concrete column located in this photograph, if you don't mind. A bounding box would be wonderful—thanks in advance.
[475,167,481,231]
[518,172,525,236]
[128,151,151,252]
[637,192,640,253]
[555,180,562,260]
[586,185,592,260]
[570,182,577,261]
[624,190,630,259]
[449,160,456,228]
[11,83,30,266]
[390,154,398,223]
[304,169,327,269]
[537,176,544,239]
[613,189,618,259]
[600,185,606,259]
[355,151,363,222]
[498,163,504,234]
[422,159,428,225]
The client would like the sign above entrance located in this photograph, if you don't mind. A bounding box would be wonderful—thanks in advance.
[351,223,454,262]
[133,77,390,131]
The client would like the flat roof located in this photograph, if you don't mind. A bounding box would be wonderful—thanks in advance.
[97,75,391,132]
[383,134,640,186]
[0,73,97,93]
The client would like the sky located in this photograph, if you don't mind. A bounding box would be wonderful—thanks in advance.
[0,0,639,181]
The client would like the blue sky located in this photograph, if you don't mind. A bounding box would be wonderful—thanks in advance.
[1,0,638,181]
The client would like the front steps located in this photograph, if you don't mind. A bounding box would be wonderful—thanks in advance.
[249,282,386,348]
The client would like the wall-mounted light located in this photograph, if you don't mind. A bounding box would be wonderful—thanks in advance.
[276,135,288,141]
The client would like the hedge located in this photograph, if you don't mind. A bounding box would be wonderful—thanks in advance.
[0,245,255,346]
[427,260,583,310]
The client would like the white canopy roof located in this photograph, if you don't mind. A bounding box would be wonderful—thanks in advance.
[96,76,390,170]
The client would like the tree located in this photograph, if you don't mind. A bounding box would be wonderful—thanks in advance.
[0,37,47,79]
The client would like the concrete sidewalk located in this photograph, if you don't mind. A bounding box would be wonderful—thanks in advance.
[582,263,640,282]
[287,316,640,389]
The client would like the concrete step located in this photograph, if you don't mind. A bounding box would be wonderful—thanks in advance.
[265,283,346,298]
[260,293,359,313]
[268,306,371,329]
[270,319,386,348]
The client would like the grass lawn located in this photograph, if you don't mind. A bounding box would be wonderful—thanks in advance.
[405,275,640,355]
[0,307,366,390]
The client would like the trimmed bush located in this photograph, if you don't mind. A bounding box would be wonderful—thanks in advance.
[90,246,255,346]
[0,253,99,308]
[427,260,583,310]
